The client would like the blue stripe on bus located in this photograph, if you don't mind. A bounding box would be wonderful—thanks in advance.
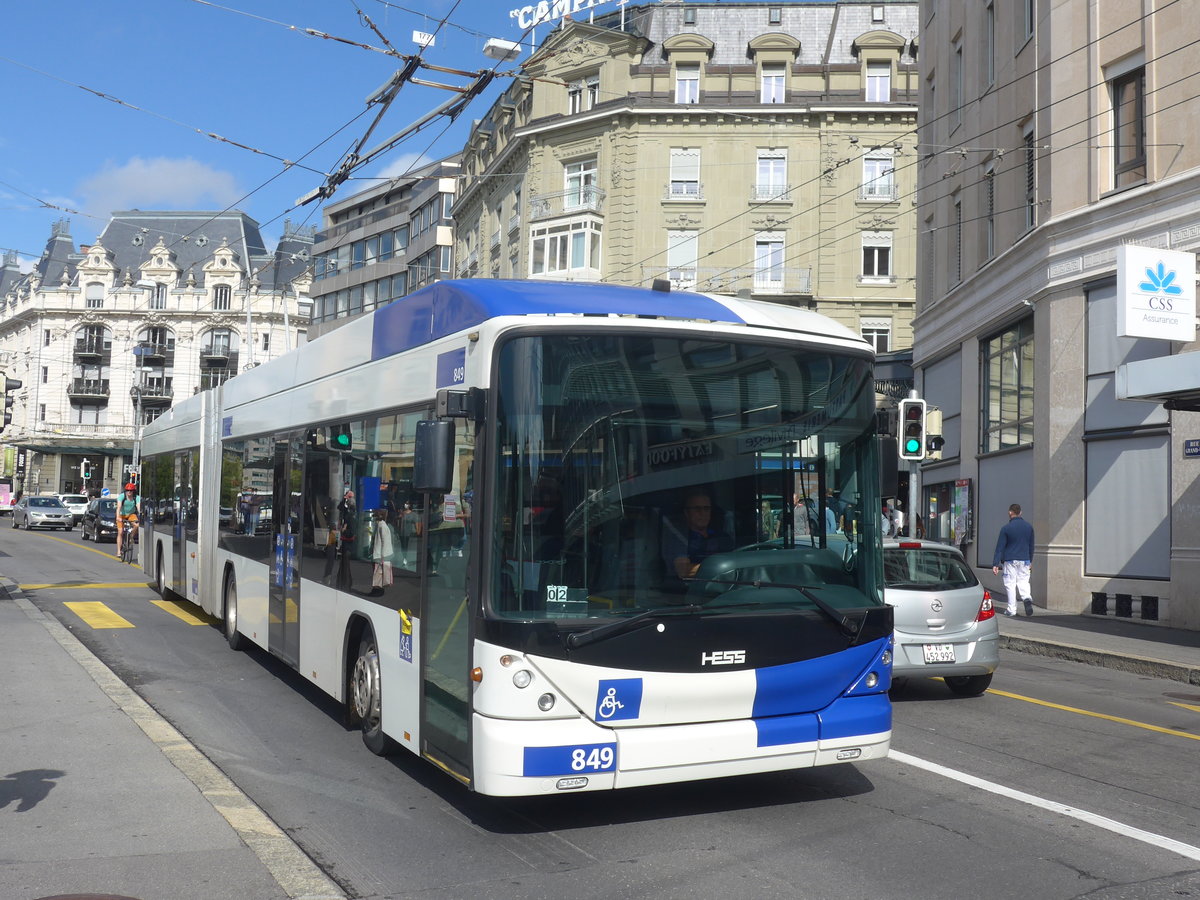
[755,712,820,747]
[371,279,745,361]
[752,637,888,718]
[816,692,891,740]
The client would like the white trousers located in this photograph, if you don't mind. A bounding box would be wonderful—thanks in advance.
[1002,560,1032,614]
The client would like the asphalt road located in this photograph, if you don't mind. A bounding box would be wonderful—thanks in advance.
[5,524,1199,900]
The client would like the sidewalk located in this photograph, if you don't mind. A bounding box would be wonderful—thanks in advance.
[998,606,1200,686]
[0,578,346,900]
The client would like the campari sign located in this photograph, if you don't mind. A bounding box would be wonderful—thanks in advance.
[1116,244,1197,341]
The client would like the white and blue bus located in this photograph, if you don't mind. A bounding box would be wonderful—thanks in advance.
[138,279,893,796]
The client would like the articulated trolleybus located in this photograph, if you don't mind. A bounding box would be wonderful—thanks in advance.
[138,279,893,796]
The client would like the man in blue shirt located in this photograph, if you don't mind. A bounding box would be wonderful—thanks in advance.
[992,503,1035,617]
[662,488,733,591]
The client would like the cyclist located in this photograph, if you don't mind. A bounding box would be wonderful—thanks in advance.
[116,482,141,559]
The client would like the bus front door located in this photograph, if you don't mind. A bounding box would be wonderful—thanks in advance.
[268,436,302,667]
[420,423,473,783]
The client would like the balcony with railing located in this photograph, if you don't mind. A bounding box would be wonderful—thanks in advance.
[664,182,705,202]
[750,183,793,202]
[528,186,606,221]
[200,345,238,369]
[640,265,812,297]
[73,337,112,360]
[857,180,899,202]
[136,341,175,363]
[138,377,174,405]
[67,378,111,400]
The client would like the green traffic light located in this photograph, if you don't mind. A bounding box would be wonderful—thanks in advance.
[904,438,921,454]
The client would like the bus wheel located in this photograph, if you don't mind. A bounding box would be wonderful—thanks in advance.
[351,633,396,756]
[155,546,167,596]
[223,571,245,651]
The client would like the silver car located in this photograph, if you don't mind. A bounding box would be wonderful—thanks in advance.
[58,493,89,524]
[884,539,998,696]
[12,495,74,531]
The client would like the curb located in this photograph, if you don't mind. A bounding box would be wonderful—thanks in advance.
[999,633,1200,686]
[0,576,348,900]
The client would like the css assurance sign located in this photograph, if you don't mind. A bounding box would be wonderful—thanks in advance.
[1116,245,1197,341]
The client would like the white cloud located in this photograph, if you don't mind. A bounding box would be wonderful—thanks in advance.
[77,157,241,218]
[374,152,433,180]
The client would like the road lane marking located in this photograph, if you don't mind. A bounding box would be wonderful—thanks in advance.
[891,749,1200,863]
[987,687,1200,742]
[21,582,147,590]
[1167,701,1200,714]
[25,530,135,562]
[63,601,135,629]
[150,599,218,626]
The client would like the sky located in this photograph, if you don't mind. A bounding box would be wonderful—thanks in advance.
[0,0,560,270]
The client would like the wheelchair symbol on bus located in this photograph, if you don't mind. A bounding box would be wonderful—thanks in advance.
[595,678,642,722]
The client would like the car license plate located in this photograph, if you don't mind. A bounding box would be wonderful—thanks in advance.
[923,643,955,664]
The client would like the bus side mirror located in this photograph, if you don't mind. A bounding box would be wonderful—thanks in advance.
[414,419,455,494]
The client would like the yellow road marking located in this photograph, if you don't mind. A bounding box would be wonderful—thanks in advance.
[21,582,147,590]
[150,599,218,626]
[1167,701,1200,714]
[63,601,135,629]
[988,687,1200,742]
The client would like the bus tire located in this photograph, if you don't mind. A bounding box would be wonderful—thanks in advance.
[223,570,246,651]
[351,632,396,756]
[155,546,167,596]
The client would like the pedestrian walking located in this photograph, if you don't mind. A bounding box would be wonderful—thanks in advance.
[992,503,1035,617]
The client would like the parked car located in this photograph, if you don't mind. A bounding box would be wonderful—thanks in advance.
[81,497,118,542]
[58,493,90,524]
[11,495,74,531]
[884,539,999,696]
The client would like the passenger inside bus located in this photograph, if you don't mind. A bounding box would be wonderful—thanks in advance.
[660,488,733,593]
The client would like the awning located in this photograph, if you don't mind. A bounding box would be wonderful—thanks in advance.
[1116,351,1200,411]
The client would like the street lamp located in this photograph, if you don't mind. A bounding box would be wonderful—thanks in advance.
[130,341,150,480]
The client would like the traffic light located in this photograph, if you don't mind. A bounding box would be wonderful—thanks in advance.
[330,424,353,451]
[898,398,927,461]
[925,407,945,460]
[1,375,21,432]
[81,458,92,480]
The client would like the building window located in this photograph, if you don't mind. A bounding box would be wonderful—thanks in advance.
[753,232,785,291]
[761,63,785,103]
[861,318,891,352]
[768,7,782,25]
[861,231,893,281]
[984,1,995,86]
[530,219,603,276]
[866,61,890,102]
[1021,0,1034,41]
[151,282,167,309]
[39,404,45,422]
[564,158,599,209]
[668,147,701,198]
[756,148,788,200]
[861,152,895,200]
[262,333,271,352]
[1111,67,1146,189]
[1023,124,1037,231]
[666,229,699,288]
[684,7,696,25]
[872,5,885,23]
[568,73,599,114]
[952,43,963,126]
[85,282,104,309]
[981,318,1034,453]
[675,63,700,103]
[41,366,47,384]
[213,284,232,311]
[44,329,51,347]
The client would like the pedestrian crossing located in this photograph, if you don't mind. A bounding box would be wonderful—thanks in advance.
[27,589,221,630]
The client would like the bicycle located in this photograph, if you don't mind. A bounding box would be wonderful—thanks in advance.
[119,518,137,565]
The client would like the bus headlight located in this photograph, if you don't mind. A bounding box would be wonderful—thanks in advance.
[513,669,533,688]
[881,649,892,666]
[537,693,556,711]
[864,672,879,688]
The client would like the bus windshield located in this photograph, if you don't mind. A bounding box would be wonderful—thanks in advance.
[491,332,884,625]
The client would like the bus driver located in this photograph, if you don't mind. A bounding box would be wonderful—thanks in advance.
[116,482,141,559]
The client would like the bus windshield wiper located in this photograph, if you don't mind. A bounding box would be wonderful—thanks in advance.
[565,604,705,650]
[691,578,863,642]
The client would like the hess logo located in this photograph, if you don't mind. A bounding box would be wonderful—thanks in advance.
[701,650,746,666]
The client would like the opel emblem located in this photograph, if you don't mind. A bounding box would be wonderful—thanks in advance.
[930,598,943,613]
